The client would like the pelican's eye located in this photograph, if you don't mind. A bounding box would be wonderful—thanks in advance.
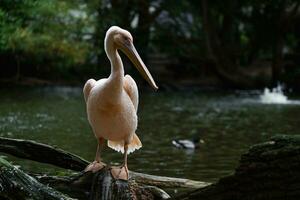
[123,36,131,42]
[122,36,132,46]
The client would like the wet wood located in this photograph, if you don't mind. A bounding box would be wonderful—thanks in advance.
[0,156,168,200]
[0,157,74,200]
[0,136,87,171]
[32,169,170,200]
[3,135,300,199]
[0,137,209,199]
[130,171,211,189]
[0,136,209,190]
[175,135,300,200]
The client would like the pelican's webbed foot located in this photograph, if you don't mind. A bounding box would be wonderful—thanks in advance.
[85,161,105,173]
[111,165,129,180]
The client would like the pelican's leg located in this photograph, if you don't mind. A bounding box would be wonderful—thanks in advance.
[85,138,105,173]
[95,138,102,162]
[111,142,129,180]
[122,143,129,178]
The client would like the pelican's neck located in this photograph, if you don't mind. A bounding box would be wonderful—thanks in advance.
[105,38,124,99]
[108,48,124,79]
[105,35,124,79]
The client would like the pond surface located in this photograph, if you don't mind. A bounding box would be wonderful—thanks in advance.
[0,86,300,183]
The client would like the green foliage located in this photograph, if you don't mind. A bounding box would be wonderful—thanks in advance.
[0,0,299,86]
[0,0,92,79]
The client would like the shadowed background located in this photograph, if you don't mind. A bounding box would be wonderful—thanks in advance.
[1,0,300,188]
[0,0,300,90]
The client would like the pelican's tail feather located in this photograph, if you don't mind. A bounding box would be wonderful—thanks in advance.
[128,133,142,154]
[107,133,142,155]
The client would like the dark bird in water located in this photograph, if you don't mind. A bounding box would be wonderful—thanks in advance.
[172,137,205,149]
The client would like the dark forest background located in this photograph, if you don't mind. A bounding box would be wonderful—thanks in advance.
[1,0,300,90]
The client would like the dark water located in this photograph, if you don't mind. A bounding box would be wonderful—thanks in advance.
[0,87,300,183]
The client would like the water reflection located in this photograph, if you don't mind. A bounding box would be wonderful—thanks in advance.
[0,87,299,182]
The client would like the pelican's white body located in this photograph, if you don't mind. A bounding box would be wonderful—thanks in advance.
[85,76,137,143]
[83,26,142,155]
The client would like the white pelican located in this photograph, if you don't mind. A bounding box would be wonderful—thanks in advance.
[83,26,158,180]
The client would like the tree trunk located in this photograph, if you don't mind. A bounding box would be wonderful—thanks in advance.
[0,136,88,171]
[14,55,21,82]
[0,156,164,200]
[0,157,74,200]
[200,0,259,88]
[0,137,209,199]
[135,1,151,63]
[271,2,300,86]
[175,135,300,200]
[271,1,287,86]
[2,135,300,199]
[271,33,284,86]
[0,137,208,190]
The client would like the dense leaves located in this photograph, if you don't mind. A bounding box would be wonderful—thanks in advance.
[0,0,92,80]
[0,0,299,88]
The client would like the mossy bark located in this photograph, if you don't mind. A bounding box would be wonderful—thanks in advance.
[175,135,300,200]
[0,137,209,190]
[0,157,74,200]
[0,137,208,199]
[4,135,299,199]
[0,157,166,200]
[0,137,87,171]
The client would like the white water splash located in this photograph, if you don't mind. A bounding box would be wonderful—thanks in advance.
[260,85,288,104]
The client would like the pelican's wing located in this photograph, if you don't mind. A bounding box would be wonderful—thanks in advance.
[124,75,138,112]
[83,79,96,102]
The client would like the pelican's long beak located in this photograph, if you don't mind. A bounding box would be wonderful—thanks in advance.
[120,41,158,90]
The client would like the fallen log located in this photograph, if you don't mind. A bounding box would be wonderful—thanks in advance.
[175,135,300,200]
[130,172,210,189]
[0,157,74,200]
[3,135,300,199]
[0,156,165,200]
[0,137,209,190]
[0,137,210,199]
[31,168,170,200]
[0,136,87,171]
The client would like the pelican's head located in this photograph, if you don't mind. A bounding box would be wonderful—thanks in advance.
[105,26,158,90]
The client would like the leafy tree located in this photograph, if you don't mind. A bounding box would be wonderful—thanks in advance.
[0,0,92,80]
[1,0,300,88]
